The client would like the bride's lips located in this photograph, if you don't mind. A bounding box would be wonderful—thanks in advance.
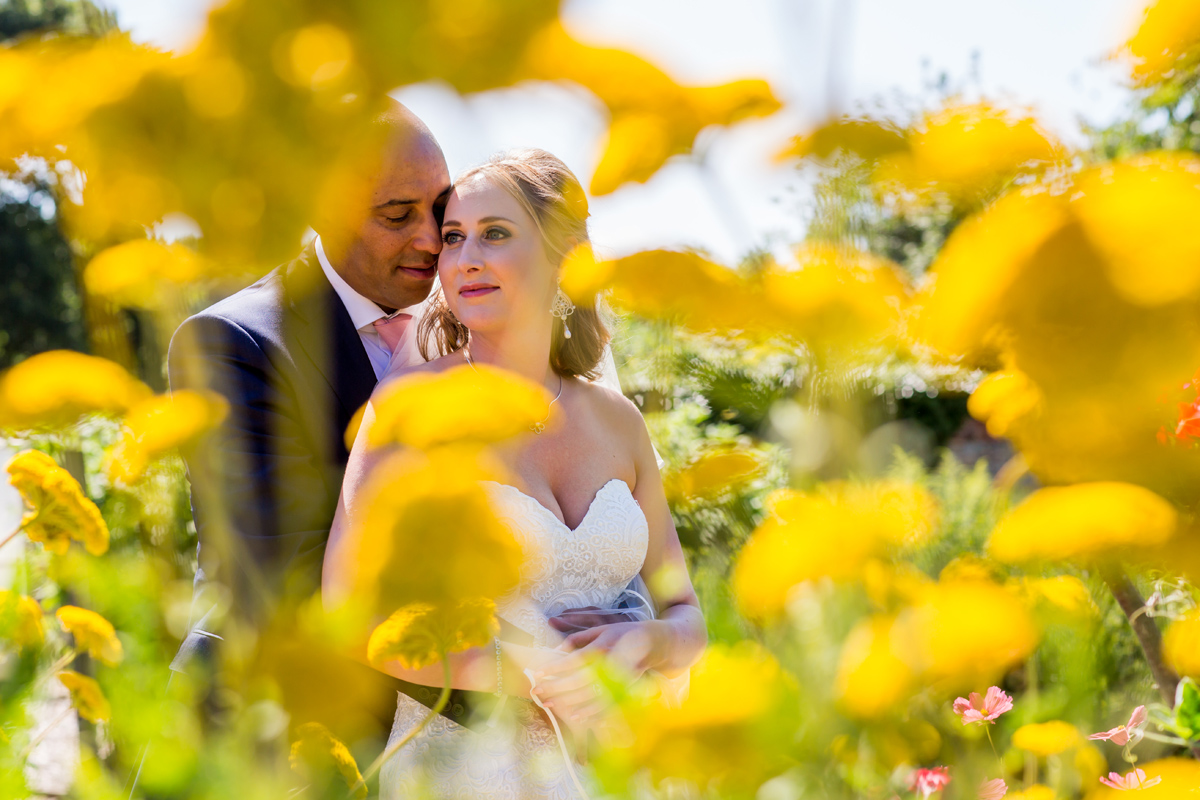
[398,265,438,280]
[460,283,499,298]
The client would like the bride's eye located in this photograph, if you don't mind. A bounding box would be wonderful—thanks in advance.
[442,230,464,245]
[483,226,510,241]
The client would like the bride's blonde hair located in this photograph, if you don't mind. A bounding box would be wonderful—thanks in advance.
[418,148,609,380]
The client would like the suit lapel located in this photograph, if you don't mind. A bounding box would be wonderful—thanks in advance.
[282,246,377,456]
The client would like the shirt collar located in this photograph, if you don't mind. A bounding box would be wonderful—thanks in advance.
[314,235,389,332]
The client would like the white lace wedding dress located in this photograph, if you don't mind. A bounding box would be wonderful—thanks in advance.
[380,478,649,800]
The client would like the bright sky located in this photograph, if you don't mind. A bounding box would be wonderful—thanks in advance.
[102,0,1144,266]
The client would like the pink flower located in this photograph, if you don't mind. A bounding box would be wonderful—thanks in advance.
[979,778,1007,800]
[1099,768,1162,790]
[909,767,951,799]
[953,687,1014,725]
[1089,705,1147,747]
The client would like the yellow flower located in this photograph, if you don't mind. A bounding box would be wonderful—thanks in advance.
[6,450,109,556]
[1123,0,1200,85]
[896,579,1039,690]
[1163,611,1200,679]
[56,606,123,666]
[776,116,909,162]
[914,190,1067,359]
[834,615,915,718]
[663,448,766,504]
[733,481,937,618]
[0,351,151,431]
[1006,785,1056,800]
[340,446,522,619]
[1021,575,1098,622]
[968,370,1043,439]
[987,482,1177,564]
[83,239,206,309]
[57,671,111,723]
[289,722,366,800]
[0,590,44,649]
[367,598,499,670]
[764,244,911,354]
[108,390,228,482]
[1011,721,1080,756]
[367,365,551,450]
[1073,154,1200,307]
[874,102,1061,205]
[621,642,798,790]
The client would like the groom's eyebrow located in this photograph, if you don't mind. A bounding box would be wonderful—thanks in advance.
[374,199,418,209]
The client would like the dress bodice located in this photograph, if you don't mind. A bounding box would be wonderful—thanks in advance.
[483,479,649,648]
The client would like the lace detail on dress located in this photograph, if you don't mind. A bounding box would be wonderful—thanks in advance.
[381,479,649,800]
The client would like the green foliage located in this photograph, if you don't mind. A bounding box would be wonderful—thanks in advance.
[0,0,115,42]
[0,179,87,368]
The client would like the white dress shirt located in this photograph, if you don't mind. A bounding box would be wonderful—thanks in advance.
[314,235,429,380]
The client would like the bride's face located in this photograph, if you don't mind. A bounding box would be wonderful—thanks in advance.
[439,176,558,336]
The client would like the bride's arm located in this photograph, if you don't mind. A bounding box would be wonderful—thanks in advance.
[323,396,552,697]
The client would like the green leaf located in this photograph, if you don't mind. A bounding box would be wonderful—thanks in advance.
[1174,677,1200,741]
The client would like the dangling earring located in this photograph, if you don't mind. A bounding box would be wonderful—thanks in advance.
[550,281,576,339]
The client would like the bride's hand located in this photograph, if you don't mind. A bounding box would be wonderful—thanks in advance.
[558,619,665,678]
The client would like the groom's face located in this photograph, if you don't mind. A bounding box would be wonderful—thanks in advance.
[325,130,451,312]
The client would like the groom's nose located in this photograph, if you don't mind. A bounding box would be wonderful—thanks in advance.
[410,212,442,257]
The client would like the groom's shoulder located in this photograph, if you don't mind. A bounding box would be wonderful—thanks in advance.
[188,265,287,338]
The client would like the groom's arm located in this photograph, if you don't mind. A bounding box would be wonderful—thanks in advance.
[169,312,331,621]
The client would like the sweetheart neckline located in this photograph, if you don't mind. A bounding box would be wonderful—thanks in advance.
[480,478,641,534]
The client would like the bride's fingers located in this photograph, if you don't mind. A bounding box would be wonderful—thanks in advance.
[539,682,602,712]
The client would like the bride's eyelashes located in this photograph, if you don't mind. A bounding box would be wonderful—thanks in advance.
[441,225,512,246]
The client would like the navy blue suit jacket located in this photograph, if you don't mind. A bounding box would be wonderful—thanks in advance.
[168,245,479,732]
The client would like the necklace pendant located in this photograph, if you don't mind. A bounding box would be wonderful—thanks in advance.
[530,421,546,435]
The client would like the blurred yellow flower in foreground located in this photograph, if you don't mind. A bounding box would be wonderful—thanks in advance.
[1073,154,1200,307]
[1020,576,1098,622]
[83,240,206,309]
[987,482,1177,564]
[108,390,228,483]
[834,615,914,718]
[897,579,1039,690]
[1123,0,1200,86]
[56,606,123,667]
[663,447,766,504]
[57,671,111,723]
[366,365,551,450]
[367,598,498,670]
[875,102,1060,205]
[776,116,908,162]
[1089,757,1200,799]
[968,370,1043,439]
[733,481,938,618]
[0,351,151,431]
[343,446,521,619]
[1163,611,1200,679]
[765,244,911,355]
[1007,785,1055,800]
[1012,721,1080,757]
[289,722,366,800]
[0,590,44,649]
[6,450,109,556]
[621,642,798,790]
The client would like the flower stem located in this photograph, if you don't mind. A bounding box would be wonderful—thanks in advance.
[984,725,1003,771]
[0,524,24,552]
[20,705,74,760]
[354,651,452,796]
[1102,567,1179,705]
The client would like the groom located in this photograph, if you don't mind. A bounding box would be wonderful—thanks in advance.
[166,103,474,746]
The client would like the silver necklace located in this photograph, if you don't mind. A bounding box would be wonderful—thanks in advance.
[462,343,563,434]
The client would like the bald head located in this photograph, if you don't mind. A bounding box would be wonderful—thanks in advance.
[319,100,451,312]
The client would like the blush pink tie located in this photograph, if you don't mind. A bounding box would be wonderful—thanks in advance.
[372,313,412,355]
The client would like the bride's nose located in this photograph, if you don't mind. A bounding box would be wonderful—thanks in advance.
[459,233,486,272]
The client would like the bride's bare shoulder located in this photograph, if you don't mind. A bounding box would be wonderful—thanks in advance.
[575,377,646,438]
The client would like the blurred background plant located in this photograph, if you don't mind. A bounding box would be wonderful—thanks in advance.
[3,0,1200,797]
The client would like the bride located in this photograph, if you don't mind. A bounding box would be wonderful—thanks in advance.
[323,148,706,798]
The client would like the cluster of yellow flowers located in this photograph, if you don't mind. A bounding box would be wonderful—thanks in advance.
[6,450,109,556]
